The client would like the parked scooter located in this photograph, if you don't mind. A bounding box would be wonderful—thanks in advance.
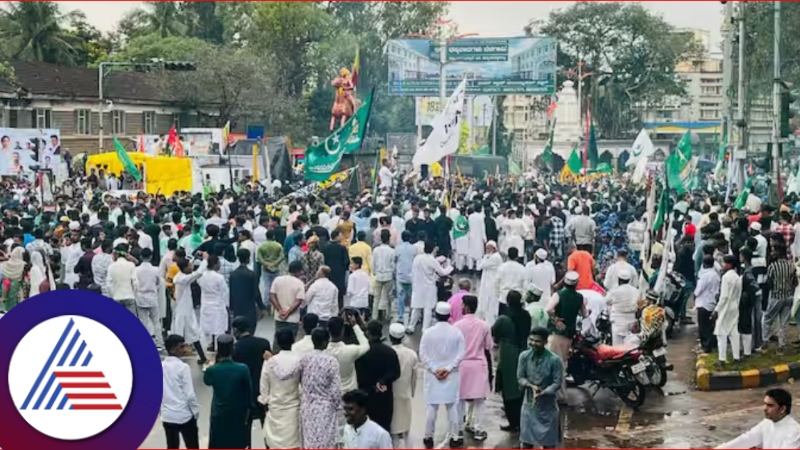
[660,271,686,339]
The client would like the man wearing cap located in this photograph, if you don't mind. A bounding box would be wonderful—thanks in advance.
[388,323,418,448]
[605,268,639,346]
[603,248,638,291]
[419,302,466,449]
[467,204,487,273]
[477,241,502,325]
[527,248,556,304]
[546,270,588,403]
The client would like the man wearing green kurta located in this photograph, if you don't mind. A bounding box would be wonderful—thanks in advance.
[491,290,531,432]
[518,327,563,449]
[203,334,255,449]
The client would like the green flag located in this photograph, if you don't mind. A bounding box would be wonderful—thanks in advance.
[542,119,556,165]
[453,215,469,240]
[665,152,686,195]
[587,122,599,170]
[734,177,753,209]
[566,148,583,174]
[675,131,692,170]
[113,136,142,182]
[305,90,374,182]
[652,187,669,231]
[509,159,522,175]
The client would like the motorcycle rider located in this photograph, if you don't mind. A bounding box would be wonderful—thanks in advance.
[605,269,640,346]
[546,270,588,404]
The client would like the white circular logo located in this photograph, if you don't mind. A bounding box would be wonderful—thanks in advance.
[8,316,134,441]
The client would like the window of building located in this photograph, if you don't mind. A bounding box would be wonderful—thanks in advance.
[112,110,125,135]
[173,113,180,130]
[8,110,18,128]
[75,109,91,135]
[701,86,721,95]
[32,109,52,128]
[143,111,156,134]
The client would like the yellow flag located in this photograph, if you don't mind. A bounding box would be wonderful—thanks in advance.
[221,121,230,151]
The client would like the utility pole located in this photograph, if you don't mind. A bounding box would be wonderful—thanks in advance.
[771,0,782,204]
[735,2,747,193]
[439,32,447,105]
[722,2,734,198]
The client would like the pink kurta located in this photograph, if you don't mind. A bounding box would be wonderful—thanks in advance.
[447,290,469,324]
[453,314,493,399]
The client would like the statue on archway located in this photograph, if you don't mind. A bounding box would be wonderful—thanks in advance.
[330,68,358,131]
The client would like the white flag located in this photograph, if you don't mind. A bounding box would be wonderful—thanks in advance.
[413,78,466,166]
[626,129,655,167]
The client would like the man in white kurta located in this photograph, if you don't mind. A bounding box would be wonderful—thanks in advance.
[388,323,419,448]
[453,211,470,271]
[467,207,487,271]
[526,249,556,302]
[259,329,302,449]
[406,241,454,333]
[715,255,743,364]
[477,241,502,325]
[716,388,800,448]
[493,247,528,326]
[501,210,526,258]
[419,302,466,449]
[604,269,640,346]
[603,249,639,291]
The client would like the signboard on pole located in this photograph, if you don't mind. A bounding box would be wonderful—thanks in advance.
[416,96,495,127]
[388,37,557,96]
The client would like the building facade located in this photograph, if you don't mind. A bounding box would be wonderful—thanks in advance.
[0,61,232,154]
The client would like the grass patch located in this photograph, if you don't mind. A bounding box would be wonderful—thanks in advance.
[704,348,800,372]
[704,327,800,372]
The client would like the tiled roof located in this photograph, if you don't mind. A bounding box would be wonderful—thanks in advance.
[0,60,182,103]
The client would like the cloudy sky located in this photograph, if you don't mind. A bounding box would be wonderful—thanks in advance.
[60,1,724,51]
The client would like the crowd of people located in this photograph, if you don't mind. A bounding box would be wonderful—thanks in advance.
[4,157,800,448]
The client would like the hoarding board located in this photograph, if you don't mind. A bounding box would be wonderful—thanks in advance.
[415,96,495,127]
[0,128,63,176]
[388,37,557,96]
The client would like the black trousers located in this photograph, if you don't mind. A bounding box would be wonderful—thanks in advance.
[244,415,265,449]
[503,397,522,429]
[697,307,716,353]
[164,417,199,449]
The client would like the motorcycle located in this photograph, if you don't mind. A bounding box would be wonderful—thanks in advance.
[567,326,649,409]
[661,272,686,339]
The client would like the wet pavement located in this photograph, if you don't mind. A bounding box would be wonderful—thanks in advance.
[141,312,800,449]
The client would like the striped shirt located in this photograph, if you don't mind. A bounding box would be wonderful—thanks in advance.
[767,259,796,300]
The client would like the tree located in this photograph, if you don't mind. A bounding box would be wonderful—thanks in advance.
[182,2,224,44]
[108,34,209,63]
[0,2,83,66]
[542,2,701,138]
[120,2,186,40]
[63,12,115,67]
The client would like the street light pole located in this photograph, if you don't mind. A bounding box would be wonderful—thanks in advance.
[735,2,747,193]
[98,63,107,153]
[772,0,782,204]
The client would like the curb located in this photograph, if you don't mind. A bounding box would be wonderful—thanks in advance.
[695,353,800,391]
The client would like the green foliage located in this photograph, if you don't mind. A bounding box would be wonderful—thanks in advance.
[542,2,702,138]
[108,34,210,63]
[0,2,85,66]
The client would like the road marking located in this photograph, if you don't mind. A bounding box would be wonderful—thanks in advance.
[615,405,633,432]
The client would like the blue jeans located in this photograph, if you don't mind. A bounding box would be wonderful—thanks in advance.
[396,282,411,321]
[260,269,279,310]
[680,280,696,321]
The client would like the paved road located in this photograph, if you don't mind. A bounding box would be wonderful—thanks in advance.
[141,311,799,449]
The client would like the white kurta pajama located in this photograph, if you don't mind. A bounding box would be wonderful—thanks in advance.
[477,252,503,324]
[502,218,526,257]
[467,213,486,270]
[492,260,528,326]
[419,321,466,440]
[390,343,419,448]
[171,261,207,344]
[715,269,743,362]
[605,284,640,346]
[197,269,230,346]
[259,350,302,449]
[407,254,453,332]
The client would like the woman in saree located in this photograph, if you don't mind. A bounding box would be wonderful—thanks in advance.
[2,247,30,311]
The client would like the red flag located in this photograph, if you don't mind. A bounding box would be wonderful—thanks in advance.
[167,125,184,157]
[588,281,606,295]
[137,134,145,153]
